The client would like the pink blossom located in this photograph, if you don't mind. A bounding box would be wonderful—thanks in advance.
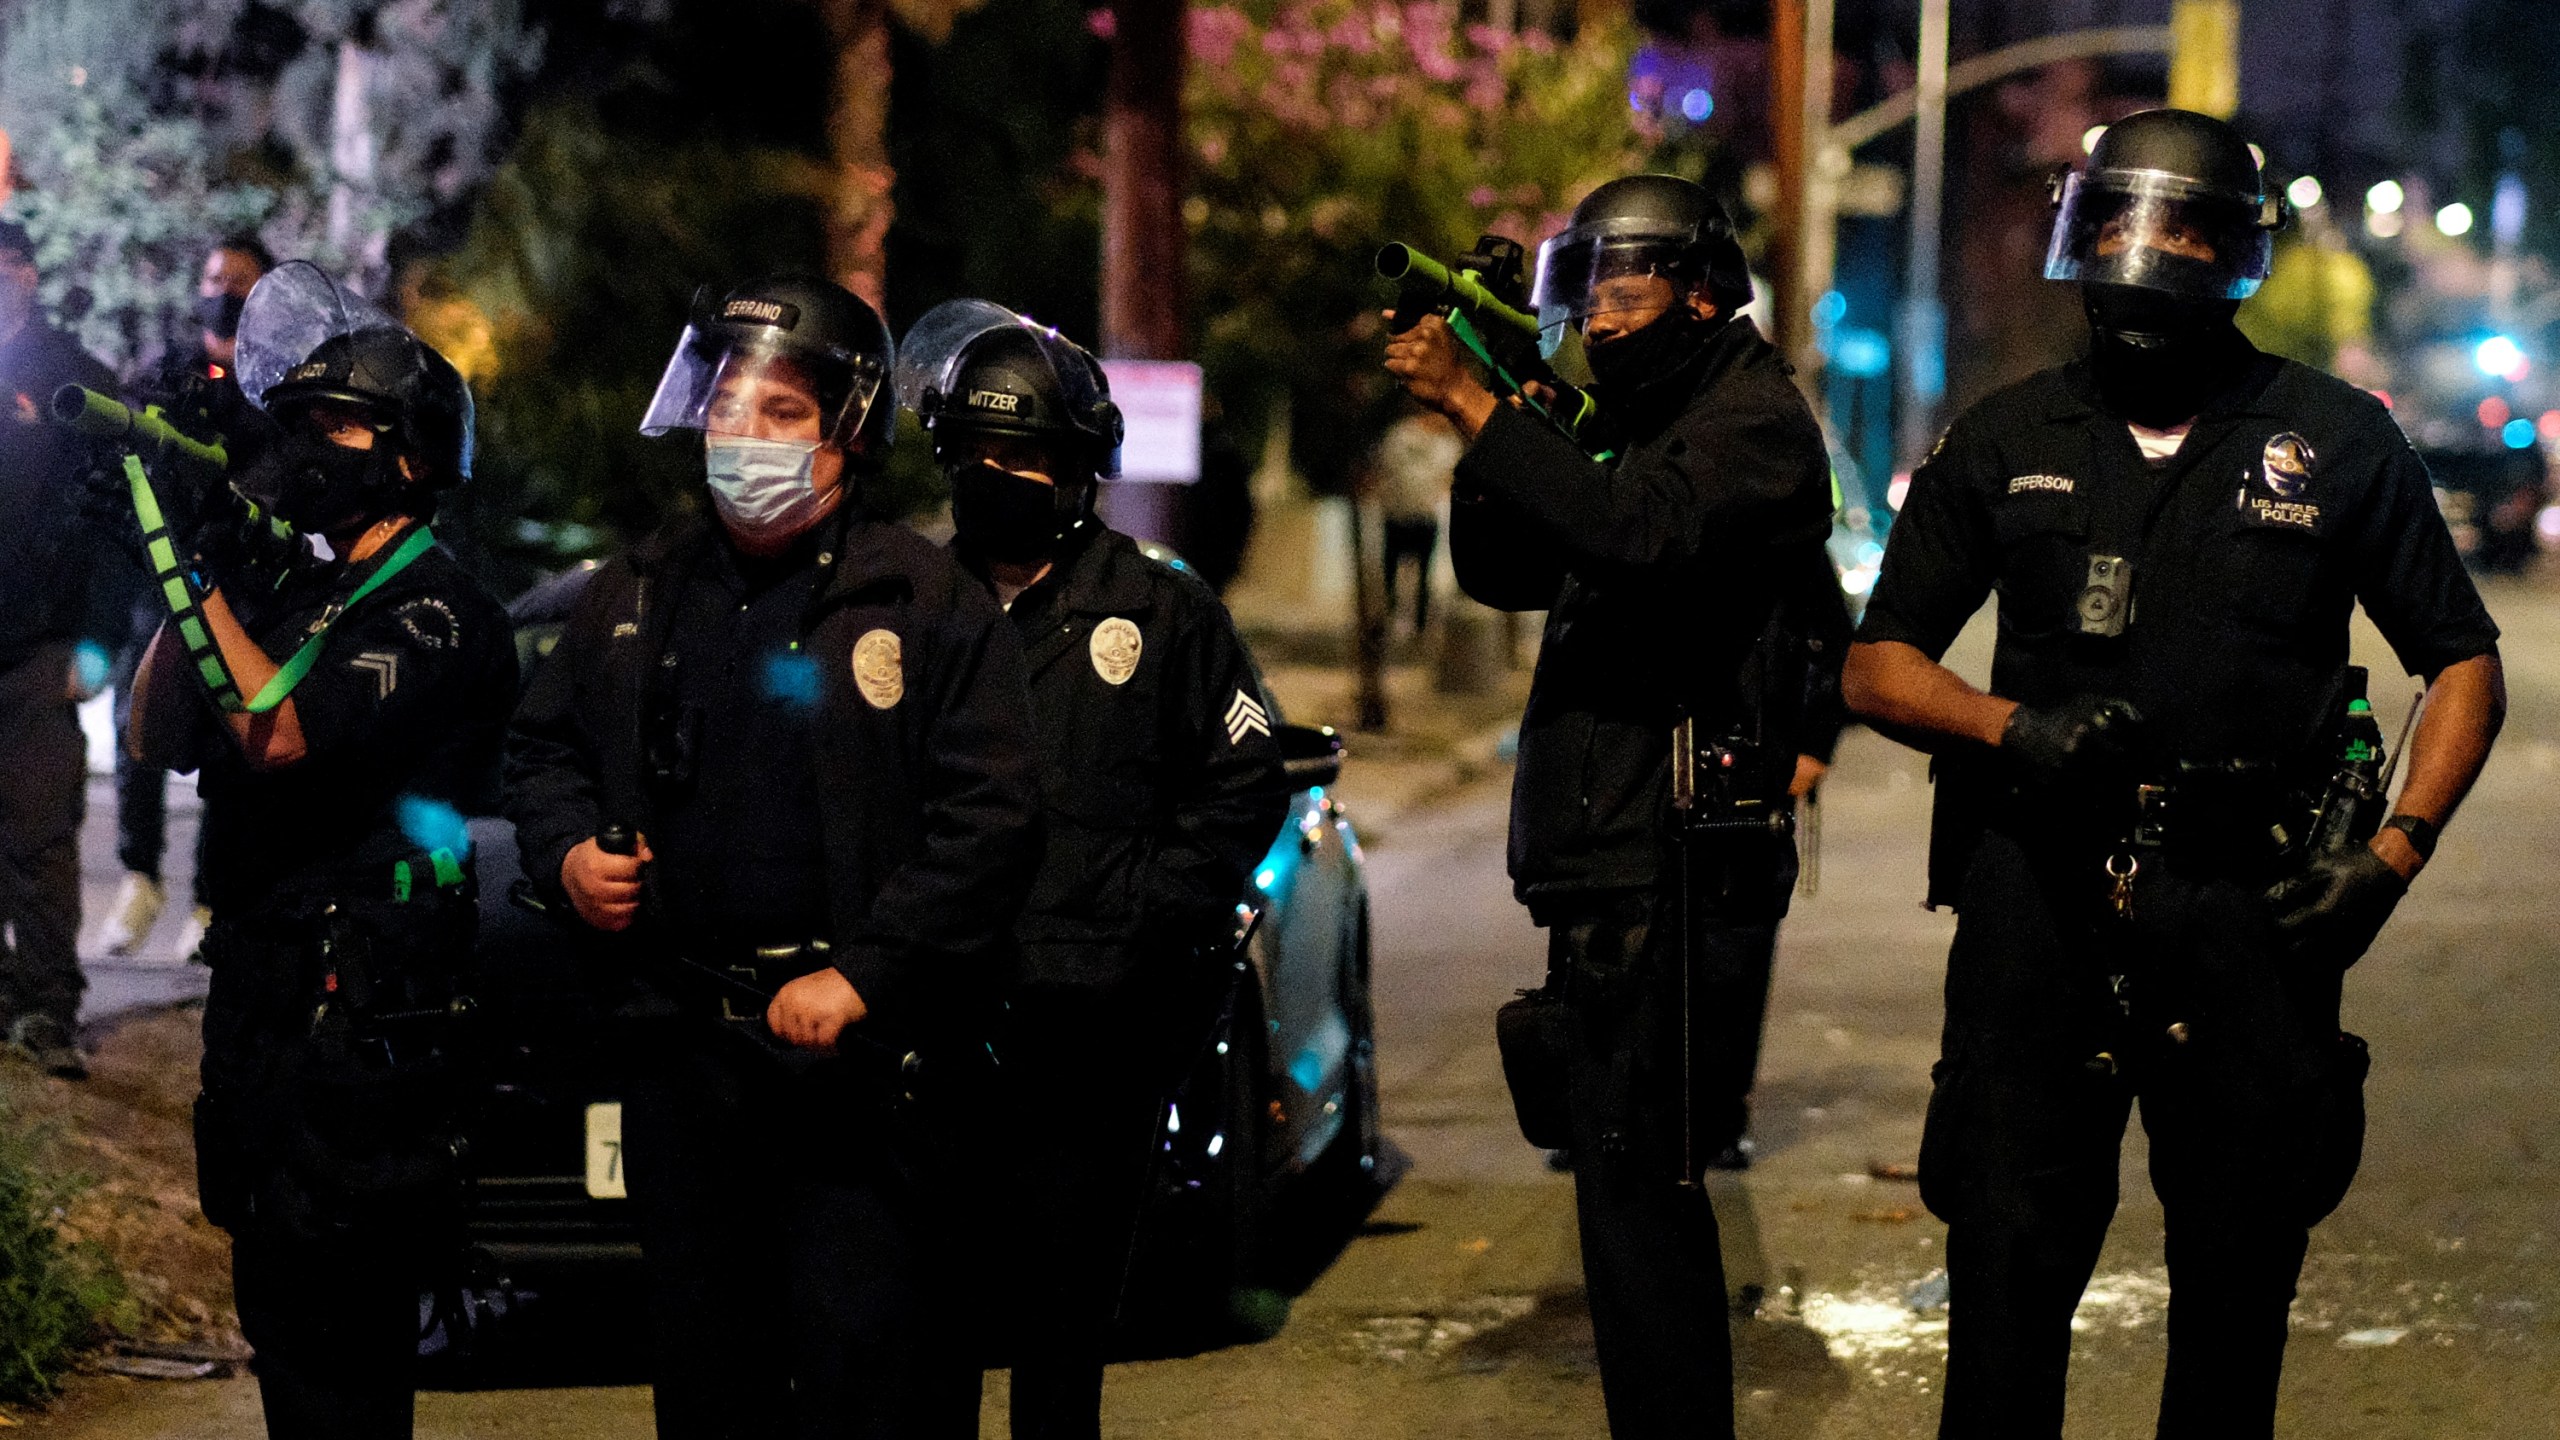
[1469,184,1501,208]
[1463,23,1512,55]
[1087,7,1116,38]
[1463,72,1504,111]
[1187,7,1250,67]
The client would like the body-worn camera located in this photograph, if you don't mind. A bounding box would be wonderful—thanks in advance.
[2077,553,2134,637]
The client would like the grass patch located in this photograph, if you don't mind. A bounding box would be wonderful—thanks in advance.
[0,1097,130,1404]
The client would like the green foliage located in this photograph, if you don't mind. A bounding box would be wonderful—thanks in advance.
[1181,0,1656,488]
[0,1104,127,1405]
[0,0,276,374]
[421,100,833,580]
[2237,234,2375,372]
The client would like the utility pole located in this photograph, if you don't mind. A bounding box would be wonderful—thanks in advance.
[1098,0,1192,549]
[1895,0,1949,471]
[1796,0,1837,390]
[1769,0,1807,362]
[1101,0,1188,363]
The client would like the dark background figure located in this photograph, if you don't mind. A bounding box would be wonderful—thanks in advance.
[0,218,122,1078]
[1179,399,1257,596]
[505,275,1041,1440]
[1371,409,1460,640]
[902,299,1290,1440]
[122,263,513,1438]
[1844,110,2506,1439]
[1385,176,1836,1439]
[97,234,276,961]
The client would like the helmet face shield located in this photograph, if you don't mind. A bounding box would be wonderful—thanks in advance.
[1530,216,1704,358]
[640,325,885,446]
[2044,168,2274,301]
[234,260,405,412]
[894,299,1122,476]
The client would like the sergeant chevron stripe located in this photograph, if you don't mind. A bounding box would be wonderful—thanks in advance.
[351,651,401,700]
[1225,689,1271,744]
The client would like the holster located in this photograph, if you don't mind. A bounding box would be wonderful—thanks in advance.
[1494,986,1575,1150]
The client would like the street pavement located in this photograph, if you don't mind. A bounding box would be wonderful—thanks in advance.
[30,575,2560,1437]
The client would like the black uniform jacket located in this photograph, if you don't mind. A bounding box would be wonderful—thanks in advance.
[0,321,120,677]
[195,541,518,915]
[982,524,1289,992]
[1860,345,2501,764]
[505,511,1043,1034]
[1450,317,1837,908]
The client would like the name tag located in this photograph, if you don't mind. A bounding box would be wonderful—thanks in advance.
[2007,473,2076,496]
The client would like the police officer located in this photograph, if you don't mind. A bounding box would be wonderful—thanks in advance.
[505,276,1042,1439]
[1843,110,2505,1436]
[1386,175,1838,1437]
[98,234,275,959]
[117,260,514,1437]
[897,301,1289,1439]
[0,219,120,1078]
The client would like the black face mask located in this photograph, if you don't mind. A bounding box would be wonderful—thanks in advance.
[2082,284,2245,428]
[197,291,246,340]
[236,429,404,533]
[950,461,1084,566]
[1583,306,1717,396]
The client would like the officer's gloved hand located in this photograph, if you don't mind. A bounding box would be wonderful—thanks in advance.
[75,450,150,566]
[2265,846,2408,970]
[1999,695,2146,787]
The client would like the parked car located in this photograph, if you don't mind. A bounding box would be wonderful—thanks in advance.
[444,561,1384,1356]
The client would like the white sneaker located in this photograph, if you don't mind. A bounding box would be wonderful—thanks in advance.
[99,872,166,955]
[174,905,212,966]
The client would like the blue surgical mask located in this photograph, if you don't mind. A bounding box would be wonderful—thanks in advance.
[704,434,835,545]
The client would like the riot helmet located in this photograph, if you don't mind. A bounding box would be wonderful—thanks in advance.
[2044,110,2283,305]
[896,300,1124,565]
[232,261,475,527]
[896,299,1124,478]
[640,275,896,458]
[1529,175,1752,360]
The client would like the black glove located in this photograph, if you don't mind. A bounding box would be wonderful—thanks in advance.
[2000,695,2146,785]
[75,448,151,567]
[2265,846,2408,970]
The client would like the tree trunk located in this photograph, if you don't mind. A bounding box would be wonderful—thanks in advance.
[820,0,896,314]
[328,37,387,292]
[1100,0,1186,360]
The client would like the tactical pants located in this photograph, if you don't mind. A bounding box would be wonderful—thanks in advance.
[200,913,473,1440]
[1548,893,1750,1440]
[0,646,86,1032]
[983,983,1187,1440]
[1922,830,2368,1440]
[1695,922,1779,1154]
[231,1228,420,1439]
[621,1018,976,1440]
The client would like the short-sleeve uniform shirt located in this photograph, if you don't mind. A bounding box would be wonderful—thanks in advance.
[1859,346,2499,762]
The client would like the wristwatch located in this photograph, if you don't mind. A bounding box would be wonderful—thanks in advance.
[2382,814,2440,862]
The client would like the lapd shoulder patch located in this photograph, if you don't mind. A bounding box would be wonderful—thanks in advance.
[852,628,904,709]
[1090,617,1142,686]
[396,597,460,651]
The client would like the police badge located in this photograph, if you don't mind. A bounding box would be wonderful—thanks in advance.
[851,628,904,709]
[1090,617,1142,686]
[2261,432,2315,499]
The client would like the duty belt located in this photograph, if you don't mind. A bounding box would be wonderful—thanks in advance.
[2097,759,2310,923]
